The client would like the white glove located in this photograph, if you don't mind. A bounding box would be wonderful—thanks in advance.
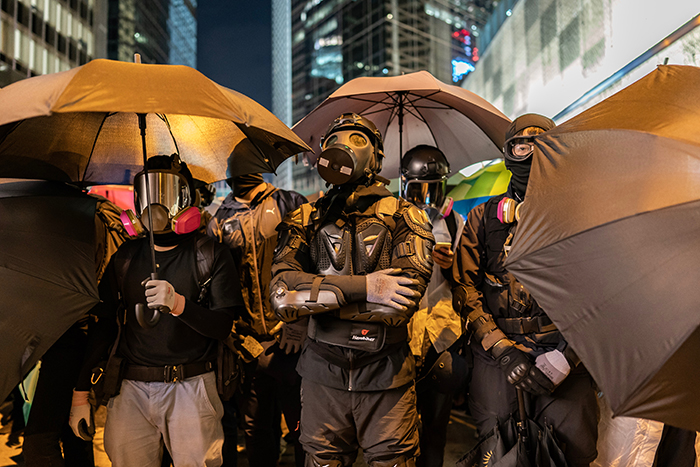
[366,269,419,311]
[69,390,93,441]
[144,279,184,314]
[279,318,308,354]
[535,349,571,386]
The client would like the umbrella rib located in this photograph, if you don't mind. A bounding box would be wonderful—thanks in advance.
[409,104,439,145]
[81,112,112,184]
[157,114,181,156]
[0,121,23,146]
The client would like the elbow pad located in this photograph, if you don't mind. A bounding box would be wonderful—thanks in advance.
[270,280,345,322]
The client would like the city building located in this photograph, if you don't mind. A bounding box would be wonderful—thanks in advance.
[272,0,495,196]
[107,0,196,67]
[460,0,700,122]
[0,0,196,87]
[0,0,108,86]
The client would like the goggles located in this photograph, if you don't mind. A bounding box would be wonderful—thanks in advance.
[133,171,192,217]
[504,135,536,162]
[403,178,447,210]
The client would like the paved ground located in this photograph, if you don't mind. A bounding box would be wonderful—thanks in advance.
[0,403,478,467]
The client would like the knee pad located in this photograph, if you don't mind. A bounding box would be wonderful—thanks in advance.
[306,453,349,467]
[369,455,416,467]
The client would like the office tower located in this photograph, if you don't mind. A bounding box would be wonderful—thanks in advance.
[272,0,494,195]
[107,0,196,67]
[0,0,108,86]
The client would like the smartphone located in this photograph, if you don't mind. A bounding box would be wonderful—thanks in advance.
[434,241,452,251]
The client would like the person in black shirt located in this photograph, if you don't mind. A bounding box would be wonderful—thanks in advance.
[69,154,244,467]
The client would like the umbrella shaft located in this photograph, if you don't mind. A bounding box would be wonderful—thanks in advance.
[138,113,158,275]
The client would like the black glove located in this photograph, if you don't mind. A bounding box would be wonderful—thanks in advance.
[494,343,554,396]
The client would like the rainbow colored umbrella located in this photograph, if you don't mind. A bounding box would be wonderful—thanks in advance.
[448,158,510,219]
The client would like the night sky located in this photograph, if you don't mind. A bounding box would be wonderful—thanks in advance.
[197,1,273,110]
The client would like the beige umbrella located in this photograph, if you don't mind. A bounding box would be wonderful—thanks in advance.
[292,70,510,179]
[0,58,311,328]
[0,58,311,185]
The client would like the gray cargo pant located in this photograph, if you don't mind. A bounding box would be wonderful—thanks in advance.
[104,371,224,467]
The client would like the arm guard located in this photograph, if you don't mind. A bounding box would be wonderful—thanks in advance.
[271,279,409,326]
[271,279,345,322]
[466,308,510,356]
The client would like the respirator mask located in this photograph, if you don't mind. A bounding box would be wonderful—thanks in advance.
[316,113,384,186]
[120,155,201,237]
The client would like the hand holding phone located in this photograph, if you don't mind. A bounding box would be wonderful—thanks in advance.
[432,242,455,269]
[434,241,452,251]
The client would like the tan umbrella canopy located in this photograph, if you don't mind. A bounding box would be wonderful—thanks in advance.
[505,65,700,431]
[292,70,510,179]
[0,58,311,185]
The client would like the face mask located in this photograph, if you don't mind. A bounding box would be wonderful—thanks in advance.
[120,170,201,236]
[232,173,264,198]
[317,129,380,186]
[505,157,532,200]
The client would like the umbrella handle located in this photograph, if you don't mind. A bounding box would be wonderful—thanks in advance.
[134,272,169,328]
[517,387,527,422]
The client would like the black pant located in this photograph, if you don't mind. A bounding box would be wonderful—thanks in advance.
[232,343,303,467]
[415,343,468,467]
[300,379,419,467]
[652,424,696,467]
[468,348,598,467]
[22,323,94,467]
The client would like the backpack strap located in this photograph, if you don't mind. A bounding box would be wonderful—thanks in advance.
[195,235,217,305]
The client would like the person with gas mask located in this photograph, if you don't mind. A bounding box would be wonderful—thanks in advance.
[69,154,244,467]
[451,114,598,467]
[270,113,435,467]
[400,145,468,467]
[207,172,307,467]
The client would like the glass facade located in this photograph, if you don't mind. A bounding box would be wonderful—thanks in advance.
[107,0,195,66]
[461,0,700,121]
[0,0,106,86]
[272,0,493,196]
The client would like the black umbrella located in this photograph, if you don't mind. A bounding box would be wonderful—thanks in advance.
[504,65,700,431]
[456,389,568,467]
[0,180,102,403]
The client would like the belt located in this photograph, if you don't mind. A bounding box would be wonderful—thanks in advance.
[496,316,557,335]
[123,361,214,383]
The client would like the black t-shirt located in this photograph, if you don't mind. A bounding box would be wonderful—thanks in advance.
[113,234,242,366]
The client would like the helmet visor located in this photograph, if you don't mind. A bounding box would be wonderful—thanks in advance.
[404,179,446,209]
[134,172,191,217]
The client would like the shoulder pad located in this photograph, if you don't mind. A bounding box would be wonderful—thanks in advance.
[287,204,314,227]
[403,204,433,238]
[375,196,399,219]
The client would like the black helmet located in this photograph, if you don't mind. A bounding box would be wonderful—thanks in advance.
[400,145,450,209]
[317,113,384,186]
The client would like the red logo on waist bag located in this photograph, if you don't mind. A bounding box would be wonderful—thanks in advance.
[362,329,369,335]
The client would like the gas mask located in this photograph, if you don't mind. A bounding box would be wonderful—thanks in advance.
[316,113,384,186]
[120,155,201,236]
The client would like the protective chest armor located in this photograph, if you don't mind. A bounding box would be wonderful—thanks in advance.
[310,217,393,276]
[305,196,409,353]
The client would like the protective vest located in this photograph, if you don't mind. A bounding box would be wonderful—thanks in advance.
[480,195,560,346]
[211,186,283,337]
